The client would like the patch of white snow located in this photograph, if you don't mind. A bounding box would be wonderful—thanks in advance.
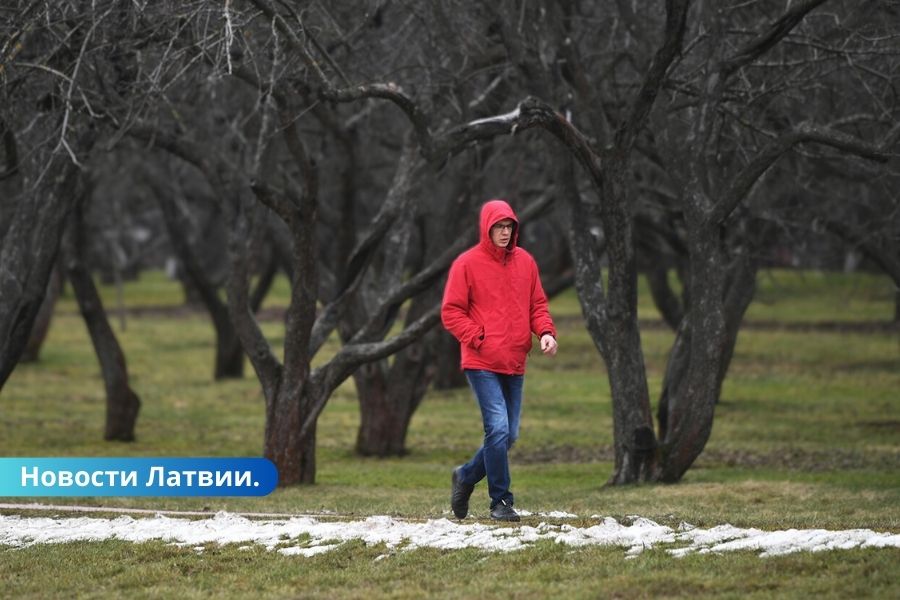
[1,512,898,559]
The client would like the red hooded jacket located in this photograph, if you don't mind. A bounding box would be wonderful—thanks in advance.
[441,200,556,375]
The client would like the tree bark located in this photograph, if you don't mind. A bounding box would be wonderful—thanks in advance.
[355,293,437,457]
[263,382,317,484]
[645,265,683,330]
[557,151,657,484]
[656,224,727,482]
[353,363,391,455]
[147,170,245,380]
[432,331,467,390]
[601,163,657,485]
[64,198,140,441]
[0,152,88,391]
[20,266,63,362]
[249,247,279,313]
[658,249,757,439]
[508,0,690,485]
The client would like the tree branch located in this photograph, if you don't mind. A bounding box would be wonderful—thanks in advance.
[822,221,900,287]
[719,0,830,78]
[225,203,284,394]
[249,180,300,227]
[440,97,604,187]
[277,105,318,217]
[325,82,433,154]
[0,117,20,181]
[716,123,891,224]
[616,0,690,152]
[307,139,423,354]
[128,123,283,389]
[302,304,441,438]
[249,0,435,155]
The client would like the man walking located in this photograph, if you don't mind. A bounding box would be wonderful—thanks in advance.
[441,199,558,522]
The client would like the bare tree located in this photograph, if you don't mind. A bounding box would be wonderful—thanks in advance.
[19,267,63,363]
[0,2,150,444]
[63,182,141,441]
[140,160,250,380]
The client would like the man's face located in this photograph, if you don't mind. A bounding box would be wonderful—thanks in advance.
[490,219,515,248]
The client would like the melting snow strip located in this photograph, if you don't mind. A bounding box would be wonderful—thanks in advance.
[1,510,899,558]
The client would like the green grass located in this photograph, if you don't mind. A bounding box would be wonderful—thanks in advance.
[1,268,898,598]
[1,541,897,599]
[748,269,896,323]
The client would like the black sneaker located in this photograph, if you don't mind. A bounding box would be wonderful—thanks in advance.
[490,499,520,522]
[451,467,475,519]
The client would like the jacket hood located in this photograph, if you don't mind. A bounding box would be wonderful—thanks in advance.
[479,199,519,258]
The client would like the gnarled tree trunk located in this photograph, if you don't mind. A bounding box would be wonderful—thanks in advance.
[432,331,467,390]
[64,196,140,441]
[263,380,318,484]
[355,297,437,457]
[0,151,89,391]
[652,191,764,480]
[656,225,728,481]
[599,162,657,485]
[145,168,245,380]
[645,265,684,331]
[20,266,63,363]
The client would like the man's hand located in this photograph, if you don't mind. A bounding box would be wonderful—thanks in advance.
[540,334,558,356]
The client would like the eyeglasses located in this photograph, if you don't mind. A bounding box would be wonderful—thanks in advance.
[492,223,515,232]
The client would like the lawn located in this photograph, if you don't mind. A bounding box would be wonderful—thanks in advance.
[1,268,898,598]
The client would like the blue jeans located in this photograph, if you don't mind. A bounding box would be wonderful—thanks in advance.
[457,369,524,508]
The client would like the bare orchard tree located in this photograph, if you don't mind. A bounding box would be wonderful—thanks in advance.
[63,177,141,441]
[648,0,897,481]
[116,16,441,482]
[0,0,101,389]
[0,1,164,443]
[238,0,562,457]
[333,140,433,456]
[139,157,271,380]
[306,1,541,454]
[737,0,900,320]
[19,266,62,363]
[0,147,90,391]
